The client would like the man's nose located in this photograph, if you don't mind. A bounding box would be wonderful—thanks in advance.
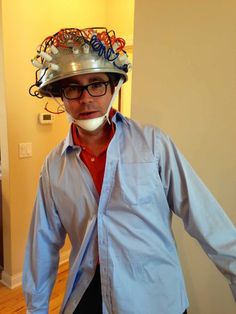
[79,87,92,101]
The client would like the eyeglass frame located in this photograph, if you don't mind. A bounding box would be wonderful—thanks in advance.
[61,81,111,100]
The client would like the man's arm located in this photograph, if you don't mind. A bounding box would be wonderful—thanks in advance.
[23,161,66,313]
[156,130,236,301]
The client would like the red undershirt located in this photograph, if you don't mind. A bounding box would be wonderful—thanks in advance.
[71,110,116,195]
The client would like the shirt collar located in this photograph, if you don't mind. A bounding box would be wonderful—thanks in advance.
[61,110,129,156]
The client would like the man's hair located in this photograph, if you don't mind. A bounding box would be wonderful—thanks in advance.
[107,73,121,94]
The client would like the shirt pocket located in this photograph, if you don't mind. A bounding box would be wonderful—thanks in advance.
[120,161,158,205]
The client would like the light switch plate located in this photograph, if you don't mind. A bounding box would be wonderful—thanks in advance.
[19,143,32,158]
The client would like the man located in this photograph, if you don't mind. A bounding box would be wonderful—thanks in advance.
[23,27,236,314]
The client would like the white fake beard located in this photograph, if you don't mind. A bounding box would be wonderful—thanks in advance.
[66,77,124,132]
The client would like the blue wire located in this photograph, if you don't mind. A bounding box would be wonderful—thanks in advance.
[90,35,121,64]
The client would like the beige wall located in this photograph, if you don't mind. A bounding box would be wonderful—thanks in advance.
[132,1,236,313]
[0,0,134,282]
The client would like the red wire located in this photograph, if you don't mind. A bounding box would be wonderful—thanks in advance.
[40,28,126,53]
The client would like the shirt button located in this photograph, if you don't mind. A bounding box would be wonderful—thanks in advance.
[91,157,95,162]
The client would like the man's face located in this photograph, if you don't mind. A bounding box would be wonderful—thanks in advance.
[61,73,113,121]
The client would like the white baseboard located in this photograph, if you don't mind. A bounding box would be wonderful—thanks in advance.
[0,249,70,289]
[1,270,22,289]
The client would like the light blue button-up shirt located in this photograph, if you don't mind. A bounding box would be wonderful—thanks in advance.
[23,112,236,314]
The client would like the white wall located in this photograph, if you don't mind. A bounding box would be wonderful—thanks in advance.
[132,1,236,313]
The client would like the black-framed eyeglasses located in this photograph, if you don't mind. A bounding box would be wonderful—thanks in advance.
[61,81,110,100]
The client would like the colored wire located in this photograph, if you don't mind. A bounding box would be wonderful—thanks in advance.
[90,35,119,62]
[30,27,130,99]
[44,102,65,114]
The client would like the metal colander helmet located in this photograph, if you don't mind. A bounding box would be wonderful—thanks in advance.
[29,27,131,98]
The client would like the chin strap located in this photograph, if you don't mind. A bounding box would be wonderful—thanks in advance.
[104,77,124,124]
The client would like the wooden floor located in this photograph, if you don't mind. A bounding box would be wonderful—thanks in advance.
[0,262,69,313]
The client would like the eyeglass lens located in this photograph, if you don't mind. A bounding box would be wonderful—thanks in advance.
[63,81,109,99]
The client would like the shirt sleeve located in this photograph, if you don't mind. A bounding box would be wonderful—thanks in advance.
[156,130,236,302]
[22,159,67,313]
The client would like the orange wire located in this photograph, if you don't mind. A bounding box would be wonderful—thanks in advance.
[97,31,111,46]
[40,28,126,53]
[114,38,126,51]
